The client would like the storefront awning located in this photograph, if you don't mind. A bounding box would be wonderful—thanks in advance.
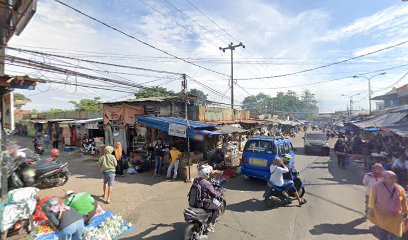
[137,116,217,138]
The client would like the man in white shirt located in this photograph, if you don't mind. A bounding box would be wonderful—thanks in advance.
[392,154,408,186]
[269,158,306,206]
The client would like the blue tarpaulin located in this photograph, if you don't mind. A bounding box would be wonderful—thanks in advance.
[34,211,135,240]
[137,116,216,138]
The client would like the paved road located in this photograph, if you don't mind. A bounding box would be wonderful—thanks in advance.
[123,134,374,240]
[9,134,375,240]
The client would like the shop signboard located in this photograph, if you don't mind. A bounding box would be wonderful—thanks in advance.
[2,92,14,131]
[85,122,99,129]
[168,124,187,138]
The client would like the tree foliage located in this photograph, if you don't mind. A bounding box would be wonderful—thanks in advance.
[134,87,175,99]
[69,97,102,111]
[187,88,208,105]
[242,90,318,119]
[14,93,31,109]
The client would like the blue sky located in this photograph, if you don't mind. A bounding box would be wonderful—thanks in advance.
[7,0,408,112]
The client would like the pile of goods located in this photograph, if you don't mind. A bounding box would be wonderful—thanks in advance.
[83,214,133,240]
[34,211,134,240]
[0,187,38,233]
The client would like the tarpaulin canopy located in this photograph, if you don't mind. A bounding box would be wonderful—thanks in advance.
[194,125,248,136]
[352,111,408,128]
[137,116,216,138]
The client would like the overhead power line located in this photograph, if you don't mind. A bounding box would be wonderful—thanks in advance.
[235,39,408,80]
[53,0,228,77]
[6,46,182,76]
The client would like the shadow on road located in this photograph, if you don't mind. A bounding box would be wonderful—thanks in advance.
[224,176,266,192]
[309,217,374,237]
[125,222,186,240]
[323,153,365,186]
[227,198,267,212]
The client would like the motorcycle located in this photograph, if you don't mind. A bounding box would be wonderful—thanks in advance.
[263,182,292,209]
[32,139,44,155]
[264,171,305,209]
[183,178,227,240]
[8,158,69,190]
[80,139,99,156]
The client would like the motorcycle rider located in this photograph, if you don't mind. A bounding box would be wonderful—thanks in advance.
[50,149,60,161]
[269,158,306,206]
[194,165,221,233]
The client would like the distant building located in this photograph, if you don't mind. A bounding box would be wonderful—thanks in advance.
[372,84,408,109]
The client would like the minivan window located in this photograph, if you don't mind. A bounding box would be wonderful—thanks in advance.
[306,133,326,140]
[244,140,277,154]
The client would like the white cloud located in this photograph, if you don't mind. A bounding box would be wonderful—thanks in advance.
[319,5,408,42]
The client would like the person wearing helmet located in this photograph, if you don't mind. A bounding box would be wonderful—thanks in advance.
[195,165,221,232]
[42,197,85,240]
[50,149,60,160]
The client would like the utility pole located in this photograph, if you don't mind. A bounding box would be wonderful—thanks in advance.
[353,72,386,115]
[182,74,191,181]
[219,42,245,109]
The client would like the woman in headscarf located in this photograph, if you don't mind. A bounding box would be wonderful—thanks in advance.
[363,163,383,214]
[368,171,408,239]
[114,142,126,177]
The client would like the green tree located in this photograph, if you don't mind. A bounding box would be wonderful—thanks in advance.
[14,93,31,109]
[69,97,102,111]
[134,87,175,99]
[242,93,273,115]
[187,88,208,105]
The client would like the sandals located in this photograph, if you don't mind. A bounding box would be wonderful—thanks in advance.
[299,199,307,206]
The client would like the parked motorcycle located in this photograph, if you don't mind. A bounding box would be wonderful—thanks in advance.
[182,178,227,240]
[80,139,99,156]
[8,157,69,190]
[32,139,44,155]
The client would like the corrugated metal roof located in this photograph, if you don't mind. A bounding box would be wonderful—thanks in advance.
[352,111,408,128]
[59,118,103,125]
[104,96,196,104]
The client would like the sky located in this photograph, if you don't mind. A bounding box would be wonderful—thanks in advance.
[7,0,408,113]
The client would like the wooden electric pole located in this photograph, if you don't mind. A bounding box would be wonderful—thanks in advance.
[219,42,245,109]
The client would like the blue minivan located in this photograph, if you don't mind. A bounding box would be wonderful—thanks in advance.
[241,136,295,180]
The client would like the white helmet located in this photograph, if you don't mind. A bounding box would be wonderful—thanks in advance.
[198,164,213,179]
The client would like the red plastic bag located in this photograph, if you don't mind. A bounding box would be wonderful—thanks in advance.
[33,196,52,221]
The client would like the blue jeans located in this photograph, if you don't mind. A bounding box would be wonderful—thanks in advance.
[60,219,84,240]
[167,160,180,179]
[269,180,296,193]
[154,156,163,175]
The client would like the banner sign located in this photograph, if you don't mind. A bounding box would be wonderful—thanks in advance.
[2,92,14,131]
[168,124,187,138]
[85,122,99,129]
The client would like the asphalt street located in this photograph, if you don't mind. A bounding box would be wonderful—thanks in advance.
[123,134,374,240]
[10,134,375,240]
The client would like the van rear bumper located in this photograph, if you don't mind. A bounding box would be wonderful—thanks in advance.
[241,165,269,181]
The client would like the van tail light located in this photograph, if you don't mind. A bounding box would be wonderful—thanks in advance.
[241,156,248,164]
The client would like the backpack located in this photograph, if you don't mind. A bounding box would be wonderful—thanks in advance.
[187,179,203,208]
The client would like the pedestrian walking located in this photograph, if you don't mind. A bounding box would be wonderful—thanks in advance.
[153,139,164,177]
[52,130,59,149]
[98,146,117,204]
[114,142,126,177]
[44,133,50,149]
[42,197,85,240]
[166,145,182,180]
[363,163,383,214]
[367,171,408,240]
[334,136,350,169]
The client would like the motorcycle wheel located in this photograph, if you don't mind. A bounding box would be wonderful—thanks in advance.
[58,172,69,186]
[264,196,279,209]
[91,149,99,156]
[220,199,227,214]
[298,187,305,198]
[183,223,200,240]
